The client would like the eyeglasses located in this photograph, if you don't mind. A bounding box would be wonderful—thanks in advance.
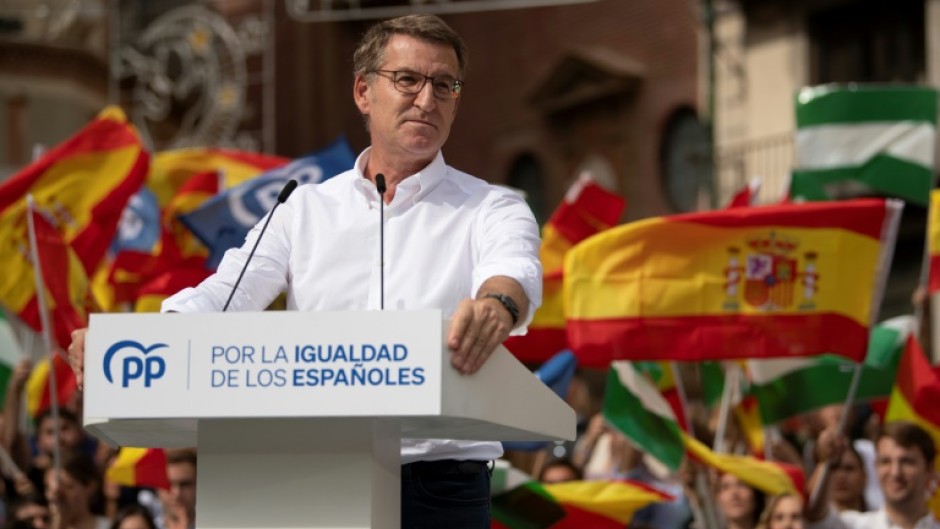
[371,70,463,100]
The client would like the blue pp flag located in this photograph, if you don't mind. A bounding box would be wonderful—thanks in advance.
[179,137,356,270]
[502,350,577,452]
[110,187,161,254]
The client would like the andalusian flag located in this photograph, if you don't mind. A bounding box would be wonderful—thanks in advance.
[603,362,686,470]
[0,106,147,327]
[0,312,24,405]
[603,361,801,495]
[106,448,170,489]
[885,335,940,444]
[748,315,915,425]
[565,199,900,366]
[505,174,624,362]
[791,85,937,205]
[928,189,940,294]
[25,353,77,418]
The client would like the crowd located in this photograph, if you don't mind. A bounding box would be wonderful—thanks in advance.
[0,357,196,529]
[502,368,939,529]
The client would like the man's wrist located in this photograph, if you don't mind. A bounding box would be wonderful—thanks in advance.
[482,293,519,325]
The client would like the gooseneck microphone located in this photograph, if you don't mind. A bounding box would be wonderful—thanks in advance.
[223,179,298,312]
[376,173,386,310]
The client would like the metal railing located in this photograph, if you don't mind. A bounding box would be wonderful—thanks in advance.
[714,131,795,205]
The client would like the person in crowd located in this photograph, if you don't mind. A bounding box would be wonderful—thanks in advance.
[6,494,51,529]
[806,421,939,528]
[109,506,156,529]
[828,443,869,513]
[538,459,582,483]
[716,473,766,529]
[757,494,804,529]
[152,450,196,529]
[69,13,541,528]
[44,454,108,529]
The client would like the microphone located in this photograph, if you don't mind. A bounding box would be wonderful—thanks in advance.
[223,179,298,312]
[375,174,386,310]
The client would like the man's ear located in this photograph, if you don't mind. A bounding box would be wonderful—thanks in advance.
[353,74,371,116]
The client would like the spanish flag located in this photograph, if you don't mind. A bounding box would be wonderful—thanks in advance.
[885,335,940,445]
[492,480,672,529]
[25,353,78,418]
[684,434,804,496]
[133,267,212,313]
[106,448,170,490]
[505,174,624,362]
[928,189,940,294]
[565,199,900,366]
[0,107,147,323]
[27,207,91,350]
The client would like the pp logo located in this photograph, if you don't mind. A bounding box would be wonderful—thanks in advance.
[103,341,168,388]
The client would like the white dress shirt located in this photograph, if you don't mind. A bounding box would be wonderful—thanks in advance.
[810,507,940,529]
[163,148,543,464]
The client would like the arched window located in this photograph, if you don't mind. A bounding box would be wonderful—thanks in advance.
[507,154,547,226]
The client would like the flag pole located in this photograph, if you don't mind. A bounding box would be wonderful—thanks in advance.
[671,363,720,529]
[711,362,737,454]
[807,361,863,508]
[24,196,63,482]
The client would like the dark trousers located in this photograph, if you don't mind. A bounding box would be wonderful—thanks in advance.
[400,459,491,529]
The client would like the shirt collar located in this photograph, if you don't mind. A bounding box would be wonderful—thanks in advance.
[353,147,447,205]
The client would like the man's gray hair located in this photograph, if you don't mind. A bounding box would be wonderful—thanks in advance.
[353,14,469,78]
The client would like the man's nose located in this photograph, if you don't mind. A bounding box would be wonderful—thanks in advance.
[413,82,437,111]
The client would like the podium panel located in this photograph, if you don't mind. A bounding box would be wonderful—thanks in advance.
[83,310,576,529]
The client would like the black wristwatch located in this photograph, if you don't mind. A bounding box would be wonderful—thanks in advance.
[483,293,519,326]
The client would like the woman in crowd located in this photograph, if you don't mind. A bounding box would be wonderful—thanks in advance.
[715,473,765,529]
[756,494,803,529]
[109,505,157,529]
[827,442,868,512]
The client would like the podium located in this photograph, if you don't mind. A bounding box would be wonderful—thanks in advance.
[83,310,576,529]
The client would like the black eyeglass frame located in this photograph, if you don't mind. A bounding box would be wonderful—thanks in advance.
[370,69,464,100]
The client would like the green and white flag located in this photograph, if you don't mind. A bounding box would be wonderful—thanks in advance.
[603,362,685,470]
[0,312,24,405]
[791,85,937,205]
[746,315,915,425]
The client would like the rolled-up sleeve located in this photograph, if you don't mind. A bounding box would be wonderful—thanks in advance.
[471,188,543,334]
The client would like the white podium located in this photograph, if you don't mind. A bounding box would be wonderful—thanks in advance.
[83,310,575,529]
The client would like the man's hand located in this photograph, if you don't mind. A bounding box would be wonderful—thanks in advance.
[67,328,87,391]
[447,297,514,375]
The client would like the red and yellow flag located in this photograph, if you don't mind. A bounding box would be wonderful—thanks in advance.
[542,480,672,528]
[134,268,213,313]
[885,335,940,444]
[565,199,899,366]
[106,150,288,304]
[505,175,625,362]
[927,189,940,294]
[25,353,78,418]
[684,434,804,496]
[107,448,170,490]
[0,107,148,321]
[885,335,940,517]
[27,208,91,349]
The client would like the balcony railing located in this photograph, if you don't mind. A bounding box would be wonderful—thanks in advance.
[714,131,795,205]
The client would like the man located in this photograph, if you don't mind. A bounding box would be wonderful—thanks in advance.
[807,421,939,529]
[70,14,542,527]
[158,449,197,529]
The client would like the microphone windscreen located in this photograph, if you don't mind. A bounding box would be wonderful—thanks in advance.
[375,173,387,194]
[278,179,298,203]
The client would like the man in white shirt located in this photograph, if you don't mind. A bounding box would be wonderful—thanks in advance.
[806,421,940,529]
[69,13,542,528]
